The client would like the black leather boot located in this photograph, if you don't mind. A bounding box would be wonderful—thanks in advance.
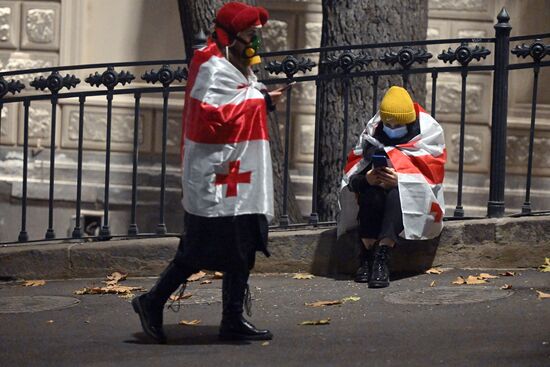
[354,247,372,283]
[369,245,391,288]
[132,261,191,343]
[219,272,273,341]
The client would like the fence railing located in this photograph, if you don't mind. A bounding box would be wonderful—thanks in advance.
[0,8,549,244]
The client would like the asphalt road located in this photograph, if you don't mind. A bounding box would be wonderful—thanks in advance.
[1,269,549,367]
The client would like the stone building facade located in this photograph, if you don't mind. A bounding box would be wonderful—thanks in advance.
[0,0,548,242]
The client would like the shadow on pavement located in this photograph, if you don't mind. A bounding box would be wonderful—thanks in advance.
[127,325,251,346]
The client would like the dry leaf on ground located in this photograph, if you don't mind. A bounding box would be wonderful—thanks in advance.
[536,290,550,299]
[46,320,54,324]
[452,276,466,285]
[299,318,331,326]
[104,272,127,286]
[538,258,550,273]
[501,284,512,290]
[212,272,224,279]
[261,342,270,346]
[426,268,444,275]
[187,271,206,282]
[74,285,143,295]
[293,273,314,280]
[179,319,201,326]
[341,296,361,303]
[430,281,436,287]
[478,273,499,279]
[499,271,517,277]
[23,280,46,287]
[169,293,192,301]
[200,280,213,285]
[305,300,342,308]
[465,275,488,285]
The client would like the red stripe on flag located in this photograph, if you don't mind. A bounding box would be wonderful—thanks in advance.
[414,102,426,116]
[344,150,363,174]
[387,148,446,185]
[184,97,269,144]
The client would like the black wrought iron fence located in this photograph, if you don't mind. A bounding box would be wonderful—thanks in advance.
[0,8,548,244]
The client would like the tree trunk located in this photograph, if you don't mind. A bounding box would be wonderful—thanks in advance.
[317,0,428,221]
[177,0,302,224]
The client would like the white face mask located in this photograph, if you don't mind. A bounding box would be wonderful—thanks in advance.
[383,124,408,139]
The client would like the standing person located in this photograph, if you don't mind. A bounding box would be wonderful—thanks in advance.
[338,86,446,288]
[133,2,285,343]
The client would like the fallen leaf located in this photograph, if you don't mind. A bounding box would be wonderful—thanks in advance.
[200,280,212,285]
[499,271,517,277]
[341,296,361,303]
[478,273,499,279]
[74,285,143,295]
[305,300,342,307]
[465,275,488,285]
[261,341,270,346]
[430,281,436,287]
[501,284,512,290]
[187,271,206,282]
[538,258,550,273]
[299,318,331,326]
[452,276,466,285]
[46,320,54,324]
[536,290,550,299]
[104,272,127,286]
[293,273,314,280]
[179,319,201,326]
[212,272,224,279]
[23,280,46,287]
[169,293,192,301]
[119,293,135,300]
[426,268,443,275]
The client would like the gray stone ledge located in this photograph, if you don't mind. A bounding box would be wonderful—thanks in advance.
[1,216,549,279]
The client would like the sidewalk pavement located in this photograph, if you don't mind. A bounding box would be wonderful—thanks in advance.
[1,269,549,367]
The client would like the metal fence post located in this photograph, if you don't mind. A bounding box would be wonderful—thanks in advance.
[487,8,511,218]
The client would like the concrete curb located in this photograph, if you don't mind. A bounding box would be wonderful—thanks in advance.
[1,216,549,279]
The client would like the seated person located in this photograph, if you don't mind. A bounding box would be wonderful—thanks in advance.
[338,86,446,288]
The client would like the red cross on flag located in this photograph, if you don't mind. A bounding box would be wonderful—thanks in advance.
[180,41,274,220]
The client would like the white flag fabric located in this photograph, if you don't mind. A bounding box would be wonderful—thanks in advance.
[338,104,446,239]
[180,41,274,220]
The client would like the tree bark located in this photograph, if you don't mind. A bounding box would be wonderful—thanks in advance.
[177,0,302,223]
[317,0,428,221]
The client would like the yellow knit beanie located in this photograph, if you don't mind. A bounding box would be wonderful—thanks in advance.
[379,86,416,125]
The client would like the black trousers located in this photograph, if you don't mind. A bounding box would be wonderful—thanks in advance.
[357,185,403,243]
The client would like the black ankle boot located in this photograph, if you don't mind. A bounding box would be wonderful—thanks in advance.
[369,245,391,288]
[354,248,372,283]
[219,272,273,341]
[132,261,191,343]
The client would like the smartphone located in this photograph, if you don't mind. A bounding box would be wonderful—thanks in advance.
[371,154,388,168]
[280,81,296,91]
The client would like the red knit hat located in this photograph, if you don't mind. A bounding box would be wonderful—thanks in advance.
[214,2,269,46]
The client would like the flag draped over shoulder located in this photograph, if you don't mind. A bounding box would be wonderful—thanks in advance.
[338,103,446,240]
[181,41,274,220]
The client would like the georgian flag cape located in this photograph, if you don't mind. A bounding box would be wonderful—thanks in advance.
[180,40,274,220]
[338,103,446,240]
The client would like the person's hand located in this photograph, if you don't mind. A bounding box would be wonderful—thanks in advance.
[268,87,285,106]
[376,167,398,189]
[365,168,380,186]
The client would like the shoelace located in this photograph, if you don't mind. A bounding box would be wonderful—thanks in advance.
[167,282,188,313]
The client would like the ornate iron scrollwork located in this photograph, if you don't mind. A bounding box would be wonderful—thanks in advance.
[380,47,432,68]
[0,76,25,98]
[265,55,316,79]
[142,65,188,87]
[511,39,550,62]
[86,66,135,89]
[325,50,373,73]
[30,71,80,93]
[438,42,491,66]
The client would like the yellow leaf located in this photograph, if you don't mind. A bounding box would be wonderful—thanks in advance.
[169,293,192,301]
[212,272,224,279]
[499,271,517,277]
[261,341,270,346]
[501,284,512,290]
[23,280,46,287]
[293,273,314,280]
[430,280,436,287]
[426,268,443,275]
[187,271,206,282]
[341,296,361,303]
[179,319,201,326]
[452,276,466,285]
[536,290,550,299]
[299,318,331,326]
[200,280,213,285]
[478,273,499,279]
[46,320,54,324]
[538,258,550,272]
[305,300,342,307]
[104,272,127,286]
[465,276,488,285]
[74,285,143,295]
